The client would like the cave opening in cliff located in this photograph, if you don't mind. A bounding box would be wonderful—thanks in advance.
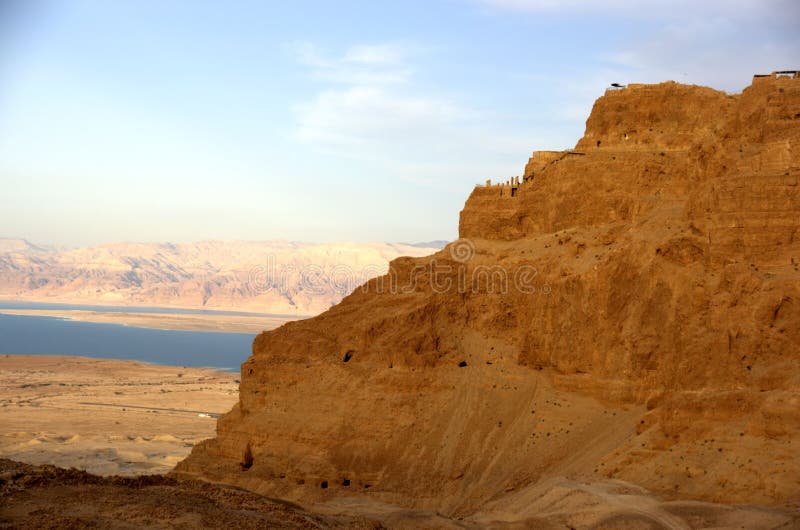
[343,350,353,363]
[342,479,350,486]
[241,443,253,470]
[320,480,328,489]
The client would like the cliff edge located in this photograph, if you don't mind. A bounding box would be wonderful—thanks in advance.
[175,73,800,523]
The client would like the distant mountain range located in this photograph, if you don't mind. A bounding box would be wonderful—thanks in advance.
[402,240,448,249]
[0,238,444,315]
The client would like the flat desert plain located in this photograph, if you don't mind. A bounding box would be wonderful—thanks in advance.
[0,355,239,475]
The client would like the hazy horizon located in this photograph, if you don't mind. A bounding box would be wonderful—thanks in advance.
[1,0,797,247]
[0,235,451,250]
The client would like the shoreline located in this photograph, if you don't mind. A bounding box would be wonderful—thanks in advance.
[0,308,295,333]
[0,296,311,319]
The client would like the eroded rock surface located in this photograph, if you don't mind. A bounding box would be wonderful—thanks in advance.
[176,74,800,521]
[0,459,379,529]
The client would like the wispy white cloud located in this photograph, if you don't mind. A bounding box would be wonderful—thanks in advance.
[287,42,539,188]
[294,86,463,150]
[342,44,407,66]
[286,41,412,85]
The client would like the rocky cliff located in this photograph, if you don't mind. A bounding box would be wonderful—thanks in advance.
[176,74,800,523]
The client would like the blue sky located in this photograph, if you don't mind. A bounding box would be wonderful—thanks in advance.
[1,0,797,247]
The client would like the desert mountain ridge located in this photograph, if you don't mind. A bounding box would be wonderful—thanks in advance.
[0,239,446,315]
[168,73,800,527]
[0,238,50,254]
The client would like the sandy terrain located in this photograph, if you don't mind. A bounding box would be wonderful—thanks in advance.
[3,464,796,529]
[0,355,239,476]
[0,308,295,333]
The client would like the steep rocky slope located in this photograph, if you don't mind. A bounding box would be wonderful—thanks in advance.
[0,459,380,529]
[0,240,440,315]
[176,74,800,523]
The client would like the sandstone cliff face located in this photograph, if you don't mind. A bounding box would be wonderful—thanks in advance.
[177,75,800,516]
